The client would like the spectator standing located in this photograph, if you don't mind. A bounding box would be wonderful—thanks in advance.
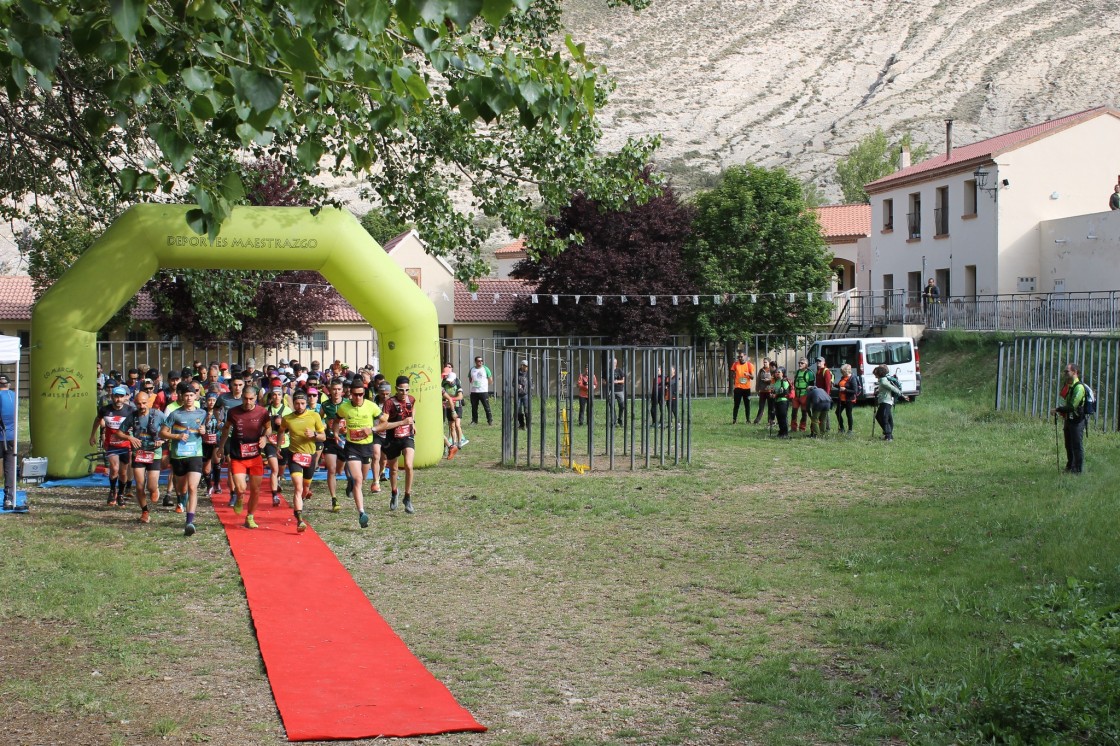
[873,364,908,441]
[666,365,679,428]
[835,364,857,434]
[576,366,597,427]
[649,366,665,425]
[516,360,531,430]
[610,357,626,427]
[467,356,494,425]
[729,351,754,424]
[1050,362,1087,474]
[791,358,813,432]
[772,368,792,438]
[1110,185,1120,210]
[752,358,772,425]
[0,375,16,509]
[922,277,941,325]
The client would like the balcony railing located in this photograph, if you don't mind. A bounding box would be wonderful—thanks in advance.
[833,289,1120,333]
[907,211,921,239]
[933,206,948,236]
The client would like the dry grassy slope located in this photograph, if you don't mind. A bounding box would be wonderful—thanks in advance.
[565,0,1120,197]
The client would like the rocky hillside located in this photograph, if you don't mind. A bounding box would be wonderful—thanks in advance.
[568,0,1120,198]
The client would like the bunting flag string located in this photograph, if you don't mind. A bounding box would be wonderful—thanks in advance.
[163,273,835,307]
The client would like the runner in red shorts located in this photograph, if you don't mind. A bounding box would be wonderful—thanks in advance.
[218,385,272,529]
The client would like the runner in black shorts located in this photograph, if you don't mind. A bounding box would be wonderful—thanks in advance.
[319,379,347,512]
[381,376,418,514]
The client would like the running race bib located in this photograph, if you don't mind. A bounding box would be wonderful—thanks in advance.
[292,452,313,467]
[348,428,366,441]
[393,423,412,439]
[177,439,201,458]
[738,376,748,385]
[267,433,278,445]
[134,450,155,464]
[203,433,218,444]
[239,442,260,458]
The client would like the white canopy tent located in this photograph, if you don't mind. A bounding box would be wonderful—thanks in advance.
[0,334,20,459]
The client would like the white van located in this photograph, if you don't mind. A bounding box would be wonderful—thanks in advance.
[808,337,921,403]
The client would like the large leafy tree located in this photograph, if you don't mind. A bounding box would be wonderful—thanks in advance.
[146,158,335,345]
[510,181,698,344]
[0,0,657,277]
[686,165,833,345]
[836,128,929,203]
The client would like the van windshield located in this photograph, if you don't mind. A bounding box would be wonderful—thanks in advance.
[866,342,913,366]
[818,344,858,369]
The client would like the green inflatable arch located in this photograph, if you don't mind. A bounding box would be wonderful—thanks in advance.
[31,204,442,478]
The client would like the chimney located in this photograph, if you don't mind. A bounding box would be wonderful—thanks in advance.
[945,119,954,159]
[900,144,911,170]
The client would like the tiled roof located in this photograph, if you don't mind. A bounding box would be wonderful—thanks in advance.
[814,204,871,241]
[0,275,34,321]
[381,229,416,253]
[454,279,535,323]
[494,238,527,256]
[323,291,366,323]
[866,106,1119,192]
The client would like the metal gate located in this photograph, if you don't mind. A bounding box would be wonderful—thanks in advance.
[996,336,1119,432]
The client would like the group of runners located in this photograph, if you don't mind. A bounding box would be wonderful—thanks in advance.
[90,359,420,536]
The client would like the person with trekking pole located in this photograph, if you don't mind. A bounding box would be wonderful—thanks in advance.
[873,365,908,441]
[1050,362,1087,474]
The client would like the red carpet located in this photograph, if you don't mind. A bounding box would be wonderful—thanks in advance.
[212,497,486,740]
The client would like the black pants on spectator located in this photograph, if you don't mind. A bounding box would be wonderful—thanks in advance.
[1064,416,1086,472]
[732,388,751,422]
[470,392,493,425]
[835,400,854,431]
[775,399,789,437]
[876,403,894,439]
[0,438,15,504]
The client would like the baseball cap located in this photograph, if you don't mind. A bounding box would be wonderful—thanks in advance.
[307,387,319,396]
[0,375,9,384]
[246,358,257,367]
[816,356,826,364]
[147,368,160,378]
[520,360,528,366]
[219,362,228,370]
[292,390,308,401]
[112,385,129,395]
[279,358,288,365]
[270,386,283,395]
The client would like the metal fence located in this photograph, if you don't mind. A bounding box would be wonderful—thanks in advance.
[995,336,1120,432]
[495,344,694,471]
[840,289,1120,334]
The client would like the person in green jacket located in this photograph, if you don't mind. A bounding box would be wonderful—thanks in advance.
[874,365,909,441]
[1050,362,1087,473]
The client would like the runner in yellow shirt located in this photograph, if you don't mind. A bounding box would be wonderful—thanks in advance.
[280,391,326,533]
[334,383,384,528]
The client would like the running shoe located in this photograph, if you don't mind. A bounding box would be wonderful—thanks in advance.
[244,515,258,529]
[233,498,244,515]
[213,483,223,495]
[174,504,184,514]
[389,491,398,511]
[228,493,238,508]
[162,496,173,507]
[447,445,459,460]
[140,510,150,524]
[403,496,414,514]
[358,512,369,528]
[297,519,307,533]
[272,493,281,507]
[106,494,116,507]
[331,499,340,513]
[460,438,470,447]
[184,522,196,537]
[381,468,389,481]
[303,487,312,500]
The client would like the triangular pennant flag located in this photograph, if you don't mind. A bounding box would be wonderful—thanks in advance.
[692,295,699,305]
[596,295,603,305]
[650,296,656,306]
[552,295,559,305]
[621,295,628,303]
[574,295,581,304]
[299,284,307,295]
[442,292,449,301]
[730,294,737,302]
[788,293,795,302]
[750,294,757,303]
[714,295,721,305]
[493,293,499,303]
[531,294,538,303]
[471,292,479,301]
[825,291,833,302]
[672,295,678,305]
[807,292,814,302]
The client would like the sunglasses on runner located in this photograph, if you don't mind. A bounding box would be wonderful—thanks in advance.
[396,386,409,392]
[350,390,366,397]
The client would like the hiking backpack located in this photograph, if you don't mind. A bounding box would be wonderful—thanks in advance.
[1077,381,1098,417]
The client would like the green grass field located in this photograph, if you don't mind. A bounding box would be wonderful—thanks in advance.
[1,332,1118,745]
